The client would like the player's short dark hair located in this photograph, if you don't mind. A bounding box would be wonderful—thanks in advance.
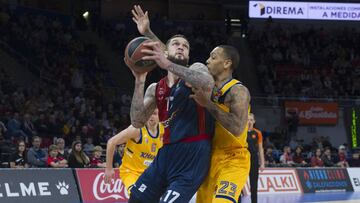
[218,45,239,71]
[166,34,190,49]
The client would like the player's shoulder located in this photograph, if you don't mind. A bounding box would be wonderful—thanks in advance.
[227,83,250,100]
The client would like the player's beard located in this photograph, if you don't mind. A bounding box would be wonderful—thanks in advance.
[168,55,189,66]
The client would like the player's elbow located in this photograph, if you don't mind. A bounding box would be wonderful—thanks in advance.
[198,74,215,91]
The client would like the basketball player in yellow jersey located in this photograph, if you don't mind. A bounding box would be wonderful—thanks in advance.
[104,109,164,194]
[191,45,251,203]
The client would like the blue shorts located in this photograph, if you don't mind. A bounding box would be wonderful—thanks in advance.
[130,139,211,203]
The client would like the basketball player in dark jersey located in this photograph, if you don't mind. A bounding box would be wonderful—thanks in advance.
[127,5,215,203]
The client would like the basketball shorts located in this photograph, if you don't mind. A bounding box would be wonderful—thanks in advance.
[119,168,141,195]
[130,139,211,203]
[196,147,250,203]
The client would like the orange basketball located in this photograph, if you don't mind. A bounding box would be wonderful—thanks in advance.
[124,36,157,73]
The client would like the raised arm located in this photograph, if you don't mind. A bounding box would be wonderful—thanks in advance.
[104,125,141,183]
[131,5,166,50]
[130,79,157,128]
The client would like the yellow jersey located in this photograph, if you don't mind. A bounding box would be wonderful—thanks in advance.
[120,124,164,173]
[211,79,249,150]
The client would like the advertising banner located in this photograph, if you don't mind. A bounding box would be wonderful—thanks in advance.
[76,168,129,203]
[243,168,302,195]
[284,101,338,125]
[297,168,353,193]
[347,168,360,192]
[0,169,80,203]
[249,1,360,21]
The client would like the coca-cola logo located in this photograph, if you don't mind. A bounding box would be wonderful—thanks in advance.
[92,172,129,201]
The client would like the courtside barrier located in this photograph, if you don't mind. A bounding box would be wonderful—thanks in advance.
[0,168,80,203]
[296,168,353,193]
[75,168,129,203]
[347,168,360,192]
[1,167,359,202]
[243,168,303,196]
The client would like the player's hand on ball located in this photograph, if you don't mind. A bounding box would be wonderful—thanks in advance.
[132,5,150,35]
[124,57,148,81]
[104,168,115,184]
[141,41,171,69]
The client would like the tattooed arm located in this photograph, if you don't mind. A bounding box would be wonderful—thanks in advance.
[206,85,250,136]
[132,5,166,50]
[130,81,157,128]
[166,62,214,91]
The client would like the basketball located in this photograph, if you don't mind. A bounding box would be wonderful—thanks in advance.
[124,36,157,73]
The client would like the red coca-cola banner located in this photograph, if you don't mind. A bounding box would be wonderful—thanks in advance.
[75,169,129,203]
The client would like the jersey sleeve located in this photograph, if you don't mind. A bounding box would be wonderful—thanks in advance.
[255,128,263,144]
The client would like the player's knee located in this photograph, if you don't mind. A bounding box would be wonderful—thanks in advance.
[128,195,144,203]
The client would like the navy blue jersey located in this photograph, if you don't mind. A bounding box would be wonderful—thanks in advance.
[156,77,214,144]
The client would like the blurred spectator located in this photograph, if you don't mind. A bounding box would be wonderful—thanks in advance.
[9,140,29,168]
[47,144,68,168]
[265,147,276,166]
[263,136,275,149]
[22,113,37,139]
[280,146,294,166]
[293,146,307,165]
[311,148,324,167]
[90,145,106,168]
[348,151,360,167]
[335,145,349,168]
[83,137,95,155]
[6,112,28,139]
[68,141,89,168]
[286,111,299,143]
[56,138,69,160]
[27,136,48,167]
[0,121,8,137]
[322,147,335,167]
[113,144,125,168]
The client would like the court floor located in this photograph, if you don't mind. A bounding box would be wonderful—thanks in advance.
[240,192,360,203]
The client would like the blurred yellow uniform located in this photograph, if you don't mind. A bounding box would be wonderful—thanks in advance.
[119,124,164,194]
[197,79,250,203]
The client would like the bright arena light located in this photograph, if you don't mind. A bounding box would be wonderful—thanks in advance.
[83,11,89,19]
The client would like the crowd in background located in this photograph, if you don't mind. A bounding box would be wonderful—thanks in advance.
[99,12,228,65]
[249,22,360,99]
[1,6,360,169]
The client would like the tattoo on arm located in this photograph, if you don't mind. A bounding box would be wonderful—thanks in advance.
[144,30,166,50]
[207,85,250,136]
[166,62,214,91]
[130,83,157,128]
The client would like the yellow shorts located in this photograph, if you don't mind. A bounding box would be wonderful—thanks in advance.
[197,148,250,203]
[119,169,142,195]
